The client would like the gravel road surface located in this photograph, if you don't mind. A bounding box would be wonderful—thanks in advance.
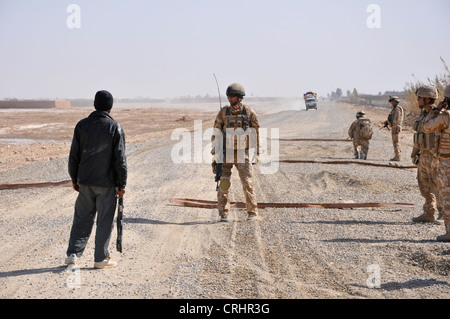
[0,100,449,300]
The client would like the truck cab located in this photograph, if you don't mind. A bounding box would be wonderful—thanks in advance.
[304,92,318,110]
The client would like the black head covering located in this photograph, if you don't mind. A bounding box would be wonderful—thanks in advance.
[94,90,114,111]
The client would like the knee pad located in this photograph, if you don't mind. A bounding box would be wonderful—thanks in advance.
[219,179,231,192]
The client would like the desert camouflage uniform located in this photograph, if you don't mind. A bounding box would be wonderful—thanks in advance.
[411,107,440,221]
[423,109,450,241]
[388,104,404,160]
[212,104,260,219]
[348,116,372,159]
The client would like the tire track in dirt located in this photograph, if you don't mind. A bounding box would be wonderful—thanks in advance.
[248,104,365,298]
[2,101,449,299]
[0,187,76,298]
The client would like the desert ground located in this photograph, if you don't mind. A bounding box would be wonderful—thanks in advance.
[0,99,449,303]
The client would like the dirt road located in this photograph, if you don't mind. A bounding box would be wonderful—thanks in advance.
[0,100,449,300]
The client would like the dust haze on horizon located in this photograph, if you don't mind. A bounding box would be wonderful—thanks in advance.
[0,0,449,100]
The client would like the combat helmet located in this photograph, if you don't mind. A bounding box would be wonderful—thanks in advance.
[388,96,400,103]
[226,83,246,98]
[356,111,365,118]
[416,85,438,99]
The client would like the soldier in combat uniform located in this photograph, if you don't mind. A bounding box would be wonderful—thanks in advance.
[348,111,373,160]
[423,84,450,241]
[411,85,441,224]
[384,96,404,161]
[211,83,260,222]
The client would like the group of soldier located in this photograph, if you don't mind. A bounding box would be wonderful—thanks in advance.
[65,83,449,268]
[212,83,450,243]
[348,85,450,242]
[348,96,403,161]
[410,85,450,242]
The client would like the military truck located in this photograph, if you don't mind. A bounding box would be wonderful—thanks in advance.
[304,91,318,110]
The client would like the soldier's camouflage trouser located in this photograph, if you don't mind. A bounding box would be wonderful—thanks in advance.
[433,158,450,221]
[392,132,401,159]
[417,152,439,216]
[217,154,257,218]
[353,138,370,159]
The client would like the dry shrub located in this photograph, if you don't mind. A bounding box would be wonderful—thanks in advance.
[404,57,450,114]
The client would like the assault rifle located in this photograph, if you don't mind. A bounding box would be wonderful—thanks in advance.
[213,130,226,191]
[213,73,224,191]
[116,196,123,253]
[214,160,222,191]
[380,121,390,131]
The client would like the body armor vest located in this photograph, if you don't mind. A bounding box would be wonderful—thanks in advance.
[413,110,436,151]
[224,106,250,130]
[437,116,450,156]
[388,105,403,125]
[414,132,435,151]
[437,131,450,156]
[224,106,251,151]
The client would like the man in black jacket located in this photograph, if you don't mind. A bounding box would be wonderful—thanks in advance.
[65,90,127,269]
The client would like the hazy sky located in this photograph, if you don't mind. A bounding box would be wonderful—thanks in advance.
[0,0,449,99]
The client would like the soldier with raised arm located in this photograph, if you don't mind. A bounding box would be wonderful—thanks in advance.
[423,85,450,241]
[411,85,441,224]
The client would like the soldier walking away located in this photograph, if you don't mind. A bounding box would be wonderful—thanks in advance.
[348,111,373,160]
[423,84,450,241]
[384,96,404,161]
[411,85,442,224]
[65,90,127,268]
[211,83,260,222]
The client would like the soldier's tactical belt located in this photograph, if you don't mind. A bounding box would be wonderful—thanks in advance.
[169,198,415,209]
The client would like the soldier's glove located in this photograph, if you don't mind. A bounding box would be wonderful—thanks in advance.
[437,101,448,111]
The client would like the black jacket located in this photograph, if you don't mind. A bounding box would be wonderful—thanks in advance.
[68,111,127,189]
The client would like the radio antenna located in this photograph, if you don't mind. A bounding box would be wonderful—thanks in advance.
[213,73,222,110]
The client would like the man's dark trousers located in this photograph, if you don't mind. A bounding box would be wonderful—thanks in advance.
[67,185,117,262]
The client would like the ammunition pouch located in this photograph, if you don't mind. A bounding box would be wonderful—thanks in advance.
[224,106,251,151]
[437,132,450,156]
[413,132,435,151]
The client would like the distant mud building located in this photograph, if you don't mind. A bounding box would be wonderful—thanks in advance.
[0,100,71,109]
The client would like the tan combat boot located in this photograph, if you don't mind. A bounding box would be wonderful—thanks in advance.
[436,220,450,242]
[412,211,441,224]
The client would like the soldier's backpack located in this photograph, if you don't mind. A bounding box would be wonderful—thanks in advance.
[359,119,373,139]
